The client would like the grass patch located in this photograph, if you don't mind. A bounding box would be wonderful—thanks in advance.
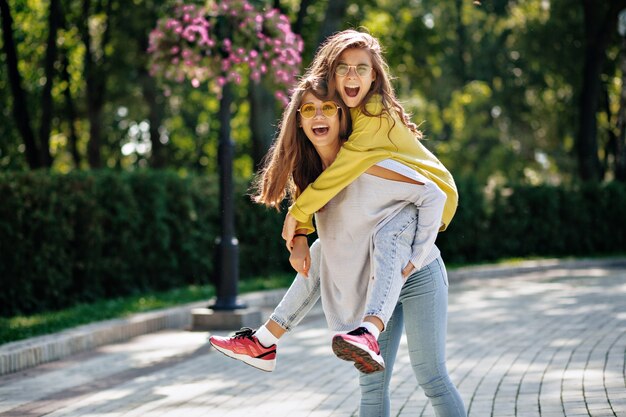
[0,273,294,345]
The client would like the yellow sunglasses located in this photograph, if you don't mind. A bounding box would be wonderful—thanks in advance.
[298,101,340,119]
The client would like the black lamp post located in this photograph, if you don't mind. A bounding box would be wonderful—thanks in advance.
[210,82,245,311]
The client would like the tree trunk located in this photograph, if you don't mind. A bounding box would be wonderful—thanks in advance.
[137,29,167,169]
[61,51,81,168]
[454,0,468,83]
[56,1,81,168]
[316,0,348,46]
[38,0,61,168]
[293,0,314,35]
[81,0,99,167]
[602,84,613,179]
[249,80,277,169]
[577,0,625,181]
[82,0,113,168]
[616,36,626,182]
[0,0,40,168]
[143,74,167,168]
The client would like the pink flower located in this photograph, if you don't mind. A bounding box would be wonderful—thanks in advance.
[148,1,303,92]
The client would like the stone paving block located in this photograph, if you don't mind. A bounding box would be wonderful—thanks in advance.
[1,261,625,416]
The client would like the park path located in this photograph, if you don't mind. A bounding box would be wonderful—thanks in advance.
[0,262,625,416]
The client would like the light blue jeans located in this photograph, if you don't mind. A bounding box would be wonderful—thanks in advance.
[359,256,466,417]
[269,205,465,416]
[271,204,417,331]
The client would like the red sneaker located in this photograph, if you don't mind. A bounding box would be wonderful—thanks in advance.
[209,328,277,372]
[332,327,385,373]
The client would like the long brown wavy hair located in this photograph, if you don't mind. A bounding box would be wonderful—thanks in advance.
[304,29,422,139]
[251,77,351,208]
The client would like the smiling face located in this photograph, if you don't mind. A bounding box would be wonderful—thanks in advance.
[334,48,376,108]
[299,92,342,152]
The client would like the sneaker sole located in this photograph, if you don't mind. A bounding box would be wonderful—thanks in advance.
[332,336,385,374]
[209,340,276,372]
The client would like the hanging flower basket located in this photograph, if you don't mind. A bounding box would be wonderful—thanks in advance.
[148,0,303,104]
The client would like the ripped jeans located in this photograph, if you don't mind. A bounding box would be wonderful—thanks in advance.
[270,204,418,331]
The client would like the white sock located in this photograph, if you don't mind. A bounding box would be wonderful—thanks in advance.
[254,325,279,347]
[361,321,381,340]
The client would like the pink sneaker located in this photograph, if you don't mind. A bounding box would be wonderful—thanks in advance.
[332,327,384,373]
[209,328,277,372]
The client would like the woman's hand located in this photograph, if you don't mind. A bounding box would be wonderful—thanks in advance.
[282,212,298,250]
[289,237,311,277]
[402,261,415,279]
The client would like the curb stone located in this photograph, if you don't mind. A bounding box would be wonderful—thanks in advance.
[0,289,290,376]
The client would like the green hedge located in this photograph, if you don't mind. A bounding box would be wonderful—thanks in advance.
[436,179,626,263]
[0,170,288,316]
[0,170,624,317]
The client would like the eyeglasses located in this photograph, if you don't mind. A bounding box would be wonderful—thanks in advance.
[335,63,372,77]
[298,101,340,119]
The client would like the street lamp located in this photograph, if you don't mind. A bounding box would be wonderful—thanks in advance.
[147,2,302,320]
[210,82,246,311]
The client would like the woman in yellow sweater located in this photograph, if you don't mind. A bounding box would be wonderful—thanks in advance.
[281,29,458,245]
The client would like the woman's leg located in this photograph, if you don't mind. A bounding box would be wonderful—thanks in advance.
[209,240,322,371]
[401,258,466,416]
[359,302,404,417]
[268,239,322,331]
[365,204,417,330]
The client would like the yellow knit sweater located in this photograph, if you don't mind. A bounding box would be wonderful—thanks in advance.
[289,95,458,233]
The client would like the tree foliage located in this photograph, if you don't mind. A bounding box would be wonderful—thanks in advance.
[1,0,625,185]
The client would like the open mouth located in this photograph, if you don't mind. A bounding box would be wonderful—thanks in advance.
[312,126,329,135]
[345,86,360,98]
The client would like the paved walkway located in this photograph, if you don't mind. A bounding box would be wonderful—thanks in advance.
[0,261,625,417]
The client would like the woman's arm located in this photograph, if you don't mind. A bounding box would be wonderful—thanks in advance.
[289,232,311,277]
[288,99,395,226]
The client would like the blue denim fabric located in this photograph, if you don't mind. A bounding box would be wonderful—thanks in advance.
[366,204,418,327]
[269,240,322,331]
[271,205,417,332]
[359,257,466,417]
